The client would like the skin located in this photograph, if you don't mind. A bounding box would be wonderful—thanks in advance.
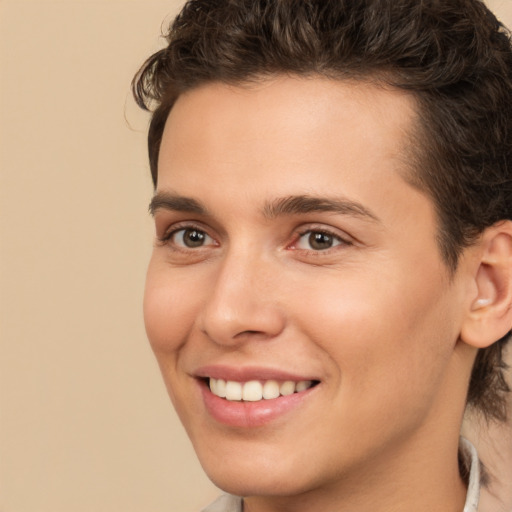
[144,76,484,512]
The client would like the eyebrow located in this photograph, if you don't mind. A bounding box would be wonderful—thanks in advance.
[263,195,380,222]
[149,192,208,216]
[149,192,380,223]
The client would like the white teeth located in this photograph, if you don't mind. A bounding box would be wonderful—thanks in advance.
[296,380,312,392]
[279,380,296,396]
[242,381,263,401]
[262,380,280,399]
[216,379,226,398]
[209,378,226,398]
[208,378,315,401]
[225,381,243,401]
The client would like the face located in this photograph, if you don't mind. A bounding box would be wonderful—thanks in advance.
[144,77,470,501]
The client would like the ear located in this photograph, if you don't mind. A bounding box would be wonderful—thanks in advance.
[460,220,512,348]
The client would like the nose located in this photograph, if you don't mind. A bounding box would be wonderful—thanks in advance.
[198,251,286,346]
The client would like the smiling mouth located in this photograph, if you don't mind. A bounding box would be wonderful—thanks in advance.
[208,378,319,402]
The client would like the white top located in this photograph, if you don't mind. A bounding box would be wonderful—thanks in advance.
[201,494,243,512]
[461,438,480,512]
[201,439,481,512]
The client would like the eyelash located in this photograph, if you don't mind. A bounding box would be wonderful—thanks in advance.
[157,223,216,249]
[156,223,352,254]
[290,227,352,253]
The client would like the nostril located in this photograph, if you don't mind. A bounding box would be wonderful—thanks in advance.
[232,329,277,342]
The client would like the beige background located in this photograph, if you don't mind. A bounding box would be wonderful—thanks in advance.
[0,1,511,511]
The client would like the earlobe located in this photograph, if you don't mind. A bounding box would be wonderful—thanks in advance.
[461,221,512,349]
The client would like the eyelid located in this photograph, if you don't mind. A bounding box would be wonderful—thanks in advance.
[155,219,353,254]
[156,220,217,246]
[287,224,354,251]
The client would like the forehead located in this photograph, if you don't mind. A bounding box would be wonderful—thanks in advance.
[157,76,429,229]
[159,75,418,185]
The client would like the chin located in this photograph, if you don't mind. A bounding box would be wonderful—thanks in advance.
[206,469,306,499]
[196,445,323,499]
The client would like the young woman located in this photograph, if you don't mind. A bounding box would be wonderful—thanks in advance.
[133,1,512,510]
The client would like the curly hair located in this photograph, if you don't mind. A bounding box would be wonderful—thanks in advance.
[132,0,512,421]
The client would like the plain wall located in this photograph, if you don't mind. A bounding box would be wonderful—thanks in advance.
[1,1,511,511]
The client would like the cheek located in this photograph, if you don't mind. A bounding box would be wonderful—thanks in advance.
[291,264,457,405]
[143,259,198,355]
[143,260,205,420]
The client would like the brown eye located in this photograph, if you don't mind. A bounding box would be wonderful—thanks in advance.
[172,228,213,248]
[294,230,344,251]
[308,232,334,250]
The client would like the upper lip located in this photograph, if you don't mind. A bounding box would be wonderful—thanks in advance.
[194,364,319,382]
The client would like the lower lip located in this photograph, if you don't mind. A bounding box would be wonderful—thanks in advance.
[199,381,317,428]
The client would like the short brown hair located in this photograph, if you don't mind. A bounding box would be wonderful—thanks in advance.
[132,0,512,421]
